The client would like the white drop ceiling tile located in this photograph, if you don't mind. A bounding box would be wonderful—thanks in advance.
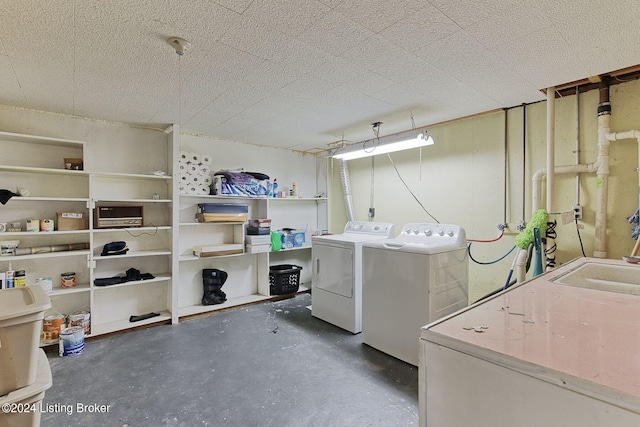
[535,0,607,25]
[308,57,368,85]
[244,0,331,37]
[413,30,486,68]
[283,74,343,98]
[335,0,425,33]
[341,34,444,83]
[211,0,253,14]
[368,83,434,107]
[380,3,460,52]
[552,1,640,77]
[318,0,346,8]
[218,16,293,61]
[198,42,270,80]
[0,56,23,101]
[337,71,397,96]
[463,66,544,106]
[265,39,334,74]
[464,1,549,48]
[491,26,588,89]
[299,10,375,56]
[426,0,491,28]
[100,0,241,42]
[0,0,73,37]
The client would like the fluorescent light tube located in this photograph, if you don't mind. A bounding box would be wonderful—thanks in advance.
[333,131,434,160]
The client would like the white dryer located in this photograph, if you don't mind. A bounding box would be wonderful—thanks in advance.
[311,221,395,334]
[361,223,468,366]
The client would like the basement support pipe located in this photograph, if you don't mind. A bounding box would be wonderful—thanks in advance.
[594,80,612,258]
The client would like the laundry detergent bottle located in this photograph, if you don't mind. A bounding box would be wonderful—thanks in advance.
[270,231,282,251]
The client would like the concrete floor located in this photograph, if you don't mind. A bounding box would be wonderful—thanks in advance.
[42,293,418,426]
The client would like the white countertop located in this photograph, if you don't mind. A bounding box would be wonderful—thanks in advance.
[422,257,640,413]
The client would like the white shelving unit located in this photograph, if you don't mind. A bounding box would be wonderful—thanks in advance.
[2,126,325,333]
[175,192,327,318]
[0,130,175,340]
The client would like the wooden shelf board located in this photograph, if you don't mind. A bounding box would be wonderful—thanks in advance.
[92,226,171,233]
[92,274,171,290]
[94,250,171,260]
[6,196,89,203]
[2,230,90,237]
[49,284,91,296]
[90,310,172,336]
[178,294,271,317]
[0,164,89,176]
[0,250,90,261]
[92,172,172,180]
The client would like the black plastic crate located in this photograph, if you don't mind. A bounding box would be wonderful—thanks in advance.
[269,264,302,295]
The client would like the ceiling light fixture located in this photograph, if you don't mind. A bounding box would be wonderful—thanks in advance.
[168,37,191,56]
[332,127,434,161]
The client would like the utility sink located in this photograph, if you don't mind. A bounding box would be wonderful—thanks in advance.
[552,262,640,296]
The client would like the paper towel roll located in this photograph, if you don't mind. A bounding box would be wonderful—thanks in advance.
[180,151,189,161]
[188,186,198,195]
[198,185,209,195]
[180,174,189,183]
[187,164,198,174]
[201,155,213,166]
[199,165,210,176]
[191,153,201,163]
[203,175,213,186]
[191,175,202,184]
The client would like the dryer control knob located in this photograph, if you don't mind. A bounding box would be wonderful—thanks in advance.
[413,228,420,234]
[447,230,454,237]
[424,228,433,236]
[438,229,444,236]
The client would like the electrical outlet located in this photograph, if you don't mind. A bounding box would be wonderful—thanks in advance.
[573,205,583,220]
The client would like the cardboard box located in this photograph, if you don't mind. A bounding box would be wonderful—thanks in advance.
[57,212,85,231]
[193,244,244,257]
[196,213,248,223]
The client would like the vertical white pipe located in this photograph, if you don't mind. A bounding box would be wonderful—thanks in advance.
[546,87,555,213]
[575,87,581,205]
[594,79,612,259]
[594,113,610,258]
[546,87,556,270]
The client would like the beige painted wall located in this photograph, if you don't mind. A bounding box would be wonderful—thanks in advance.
[327,79,640,302]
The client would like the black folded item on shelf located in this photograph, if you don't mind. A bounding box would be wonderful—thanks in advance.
[246,226,271,235]
[101,241,129,256]
[94,268,155,286]
[0,189,18,205]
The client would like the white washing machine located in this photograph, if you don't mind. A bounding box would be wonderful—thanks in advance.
[361,223,468,366]
[311,221,395,334]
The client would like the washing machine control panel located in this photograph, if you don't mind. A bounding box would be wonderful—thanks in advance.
[400,223,466,243]
[344,221,395,237]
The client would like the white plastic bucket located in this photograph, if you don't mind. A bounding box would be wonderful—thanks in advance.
[59,326,84,356]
